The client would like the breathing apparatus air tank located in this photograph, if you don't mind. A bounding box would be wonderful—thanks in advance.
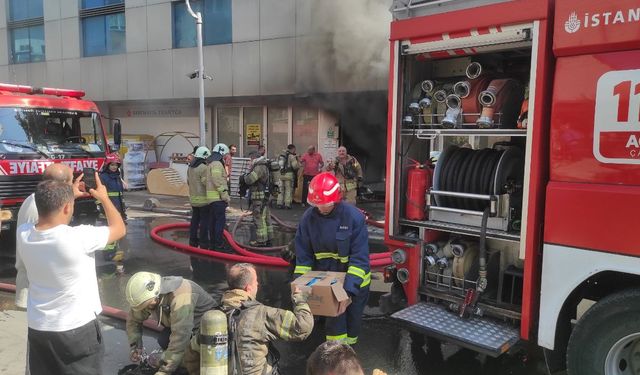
[406,159,432,220]
[200,310,228,375]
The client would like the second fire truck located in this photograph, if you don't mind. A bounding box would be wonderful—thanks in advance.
[381,0,640,374]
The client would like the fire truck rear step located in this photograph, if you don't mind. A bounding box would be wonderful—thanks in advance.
[391,302,520,357]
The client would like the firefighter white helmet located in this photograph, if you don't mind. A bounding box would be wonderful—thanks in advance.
[212,143,229,156]
[194,146,211,159]
[125,272,161,310]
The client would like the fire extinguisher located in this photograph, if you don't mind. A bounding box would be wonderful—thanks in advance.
[405,159,432,220]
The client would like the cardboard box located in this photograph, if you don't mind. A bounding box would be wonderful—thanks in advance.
[291,271,352,317]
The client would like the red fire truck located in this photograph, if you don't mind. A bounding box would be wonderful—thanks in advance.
[382,0,640,373]
[0,83,121,245]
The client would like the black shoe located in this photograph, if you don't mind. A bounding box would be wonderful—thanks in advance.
[285,206,292,210]
[276,205,284,209]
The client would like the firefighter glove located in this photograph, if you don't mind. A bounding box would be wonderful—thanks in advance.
[129,347,143,363]
[292,288,311,304]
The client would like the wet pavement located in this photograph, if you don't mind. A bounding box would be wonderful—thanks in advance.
[0,192,552,375]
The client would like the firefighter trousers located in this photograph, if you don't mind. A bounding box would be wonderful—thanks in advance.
[277,172,295,207]
[208,201,227,249]
[189,205,211,248]
[252,200,273,243]
[325,286,369,345]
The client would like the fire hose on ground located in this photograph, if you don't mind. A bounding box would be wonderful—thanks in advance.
[150,210,392,267]
[0,282,163,332]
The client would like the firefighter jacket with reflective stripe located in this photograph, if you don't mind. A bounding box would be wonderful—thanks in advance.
[294,203,371,296]
[220,289,313,375]
[279,151,300,174]
[187,159,211,207]
[244,157,270,201]
[99,169,125,215]
[126,277,217,374]
[206,158,230,202]
[333,155,363,193]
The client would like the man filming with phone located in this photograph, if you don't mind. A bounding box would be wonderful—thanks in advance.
[16,168,126,375]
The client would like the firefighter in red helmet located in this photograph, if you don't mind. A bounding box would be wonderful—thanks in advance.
[294,172,370,345]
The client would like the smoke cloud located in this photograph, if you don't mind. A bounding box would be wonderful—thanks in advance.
[296,0,391,93]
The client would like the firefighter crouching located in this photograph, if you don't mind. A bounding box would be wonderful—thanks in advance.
[294,172,371,345]
[220,263,314,375]
[327,146,363,205]
[242,151,275,247]
[276,144,300,209]
[125,272,217,375]
[187,146,213,249]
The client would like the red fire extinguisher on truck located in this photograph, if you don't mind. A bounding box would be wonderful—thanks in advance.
[405,159,432,220]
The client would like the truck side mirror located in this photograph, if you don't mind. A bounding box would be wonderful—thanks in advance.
[113,120,122,146]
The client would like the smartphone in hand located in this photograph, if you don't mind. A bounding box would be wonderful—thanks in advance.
[83,168,97,190]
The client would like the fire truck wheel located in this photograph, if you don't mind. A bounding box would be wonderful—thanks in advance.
[566,288,640,375]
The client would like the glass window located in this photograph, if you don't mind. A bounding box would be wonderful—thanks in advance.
[217,107,241,153]
[82,13,126,57]
[243,107,263,157]
[9,0,43,21]
[267,108,289,159]
[292,108,318,153]
[173,0,232,49]
[10,25,45,64]
[0,108,106,157]
[81,0,123,9]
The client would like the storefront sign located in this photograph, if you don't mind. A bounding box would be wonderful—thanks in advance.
[111,105,199,118]
[246,124,262,145]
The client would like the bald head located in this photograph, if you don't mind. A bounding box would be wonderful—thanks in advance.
[43,164,73,185]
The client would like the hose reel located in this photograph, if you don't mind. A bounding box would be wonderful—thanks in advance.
[429,144,524,232]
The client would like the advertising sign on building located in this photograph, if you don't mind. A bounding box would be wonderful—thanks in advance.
[246,124,262,145]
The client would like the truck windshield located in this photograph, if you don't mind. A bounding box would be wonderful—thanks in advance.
[0,107,106,158]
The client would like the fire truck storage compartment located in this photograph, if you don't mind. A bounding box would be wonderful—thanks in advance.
[393,33,532,325]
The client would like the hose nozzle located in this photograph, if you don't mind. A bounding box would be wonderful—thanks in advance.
[466,62,482,80]
[434,90,448,103]
[421,80,435,93]
[453,81,471,99]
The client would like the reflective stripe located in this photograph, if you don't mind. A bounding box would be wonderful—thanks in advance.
[294,265,312,275]
[326,334,348,342]
[279,311,295,340]
[360,273,371,288]
[315,252,349,263]
[346,336,358,345]
[348,265,367,278]
[190,195,209,204]
[205,190,221,200]
[107,192,122,197]
[348,266,371,288]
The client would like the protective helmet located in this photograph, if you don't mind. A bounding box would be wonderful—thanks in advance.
[194,146,211,159]
[212,143,229,156]
[307,172,342,206]
[105,153,122,166]
[125,272,161,310]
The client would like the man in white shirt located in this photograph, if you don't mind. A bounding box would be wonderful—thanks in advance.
[15,173,126,375]
[15,163,83,308]
[15,164,88,375]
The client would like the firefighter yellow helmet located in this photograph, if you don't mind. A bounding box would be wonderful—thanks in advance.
[125,272,162,310]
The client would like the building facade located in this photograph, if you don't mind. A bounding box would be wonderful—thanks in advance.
[0,0,389,181]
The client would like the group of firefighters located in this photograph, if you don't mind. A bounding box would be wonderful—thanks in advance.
[4,141,374,375]
[125,168,373,374]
